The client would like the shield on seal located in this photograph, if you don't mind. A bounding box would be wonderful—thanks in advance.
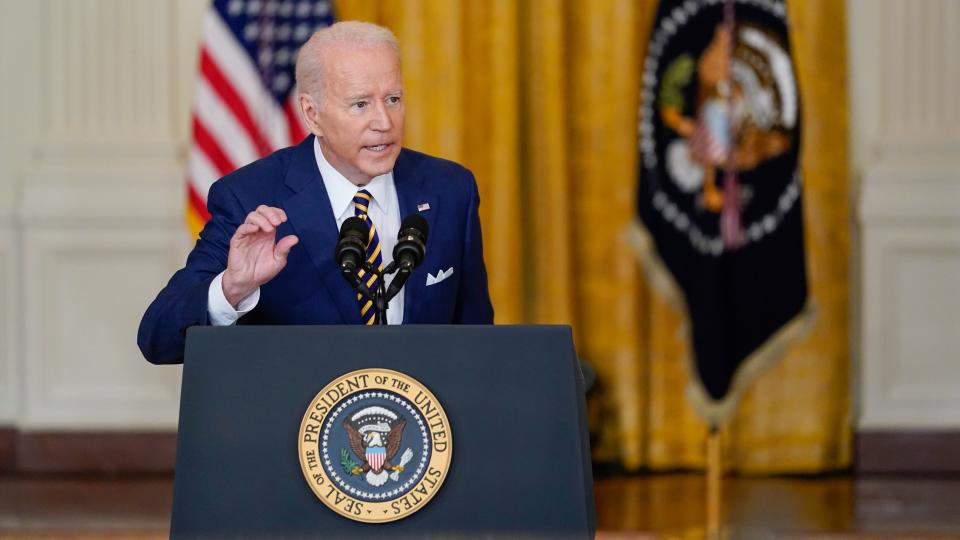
[366,446,386,472]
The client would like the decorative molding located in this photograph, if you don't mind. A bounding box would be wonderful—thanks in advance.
[849,0,960,170]
[20,0,194,181]
[860,224,960,429]
[21,225,184,430]
[859,168,960,224]
[857,430,960,474]
[0,1,43,214]
[876,0,960,141]
[19,172,184,224]
[43,0,175,142]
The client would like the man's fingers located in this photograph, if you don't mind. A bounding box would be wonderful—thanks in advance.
[274,235,300,261]
[233,223,259,238]
[245,211,274,232]
[256,205,287,226]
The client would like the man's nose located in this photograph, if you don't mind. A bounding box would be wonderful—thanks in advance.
[370,101,393,131]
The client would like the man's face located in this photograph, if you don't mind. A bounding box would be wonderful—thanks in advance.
[301,43,404,186]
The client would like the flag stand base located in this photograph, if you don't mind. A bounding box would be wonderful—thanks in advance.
[706,428,722,539]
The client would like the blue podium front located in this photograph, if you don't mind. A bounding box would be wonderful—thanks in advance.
[172,325,595,539]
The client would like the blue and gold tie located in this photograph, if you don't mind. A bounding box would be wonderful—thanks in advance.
[353,190,384,325]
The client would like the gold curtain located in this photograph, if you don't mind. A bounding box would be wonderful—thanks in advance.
[334,0,850,473]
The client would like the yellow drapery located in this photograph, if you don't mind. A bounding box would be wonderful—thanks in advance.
[334,0,849,473]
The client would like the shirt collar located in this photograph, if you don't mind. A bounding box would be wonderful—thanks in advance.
[313,137,394,219]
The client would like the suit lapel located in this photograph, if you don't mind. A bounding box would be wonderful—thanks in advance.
[393,150,437,324]
[282,136,361,324]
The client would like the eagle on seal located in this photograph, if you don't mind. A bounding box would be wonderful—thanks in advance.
[343,406,408,487]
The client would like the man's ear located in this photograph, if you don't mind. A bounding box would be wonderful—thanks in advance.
[299,92,323,137]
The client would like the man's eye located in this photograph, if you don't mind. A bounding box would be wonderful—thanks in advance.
[387,96,401,105]
[353,101,367,109]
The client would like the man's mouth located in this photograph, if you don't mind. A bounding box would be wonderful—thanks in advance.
[363,143,391,153]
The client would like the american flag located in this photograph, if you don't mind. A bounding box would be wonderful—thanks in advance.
[186,0,335,236]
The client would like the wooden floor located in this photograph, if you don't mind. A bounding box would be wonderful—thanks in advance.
[1,473,959,539]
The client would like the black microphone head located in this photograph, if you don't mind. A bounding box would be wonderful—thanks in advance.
[394,214,428,269]
[400,213,428,243]
[336,216,370,274]
[340,216,370,238]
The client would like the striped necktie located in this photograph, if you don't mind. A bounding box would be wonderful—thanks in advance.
[353,189,384,325]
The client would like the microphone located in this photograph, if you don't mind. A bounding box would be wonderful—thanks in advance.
[394,214,428,270]
[385,214,429,301]
[336,216,372,298]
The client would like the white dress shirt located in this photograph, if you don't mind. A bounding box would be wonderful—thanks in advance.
[207,138,404,325]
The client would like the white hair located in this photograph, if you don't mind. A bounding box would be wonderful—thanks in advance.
[294,21,400,100]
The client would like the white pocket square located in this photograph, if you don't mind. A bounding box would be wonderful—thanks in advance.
[426,267,454,286]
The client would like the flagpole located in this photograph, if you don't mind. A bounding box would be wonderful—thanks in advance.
[706,427,722,539]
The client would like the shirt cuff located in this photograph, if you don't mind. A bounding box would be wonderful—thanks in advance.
[208,271,260,326]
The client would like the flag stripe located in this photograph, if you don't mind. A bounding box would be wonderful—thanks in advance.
[194,78,260,167]
[192,117,236,176]
[201,11,291,149]
[187,147,222,197]
[186,1,334,236]
[200,48,272,157]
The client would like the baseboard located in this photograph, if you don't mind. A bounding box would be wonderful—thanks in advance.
[0,430,176,474]
[0,428,14,473]
[857,430,960,474]
[3,428,959,475]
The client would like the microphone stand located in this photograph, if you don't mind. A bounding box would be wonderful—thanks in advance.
[375,261,414,326]
[375,263,389,326]
[357,260,394,325]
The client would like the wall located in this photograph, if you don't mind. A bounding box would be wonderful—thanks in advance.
[0,0,206,441]
[849,0,960,433]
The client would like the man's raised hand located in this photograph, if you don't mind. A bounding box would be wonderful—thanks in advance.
[222,205,299,307]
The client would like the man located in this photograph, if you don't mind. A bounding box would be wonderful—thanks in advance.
[138,21,494,365]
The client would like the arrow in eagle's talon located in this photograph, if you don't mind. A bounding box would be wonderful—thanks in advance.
[389,448,415,481]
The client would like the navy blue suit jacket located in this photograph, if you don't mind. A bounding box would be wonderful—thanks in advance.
[138,136,494,364]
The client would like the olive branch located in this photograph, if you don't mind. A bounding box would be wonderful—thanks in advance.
[340,448,361,475]
[658,54,695,111]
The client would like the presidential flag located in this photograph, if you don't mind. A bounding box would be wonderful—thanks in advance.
[633,0,812,426]
[185,0,335,236]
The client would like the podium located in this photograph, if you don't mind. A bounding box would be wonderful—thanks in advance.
[171,325,596,539]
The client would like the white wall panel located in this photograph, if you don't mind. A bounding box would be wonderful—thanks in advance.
[851,0,960,429]
[44,0,174,143]
[0,1,43,212]
[0,218,18,424]
[21,221,184,429]
[11,0,201,430]
[852,0,960,166]
[0,0,40,426]
[860,219,960,428]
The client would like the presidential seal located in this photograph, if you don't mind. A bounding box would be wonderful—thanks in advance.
[638,0,802,254]
[298,369,452,523]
